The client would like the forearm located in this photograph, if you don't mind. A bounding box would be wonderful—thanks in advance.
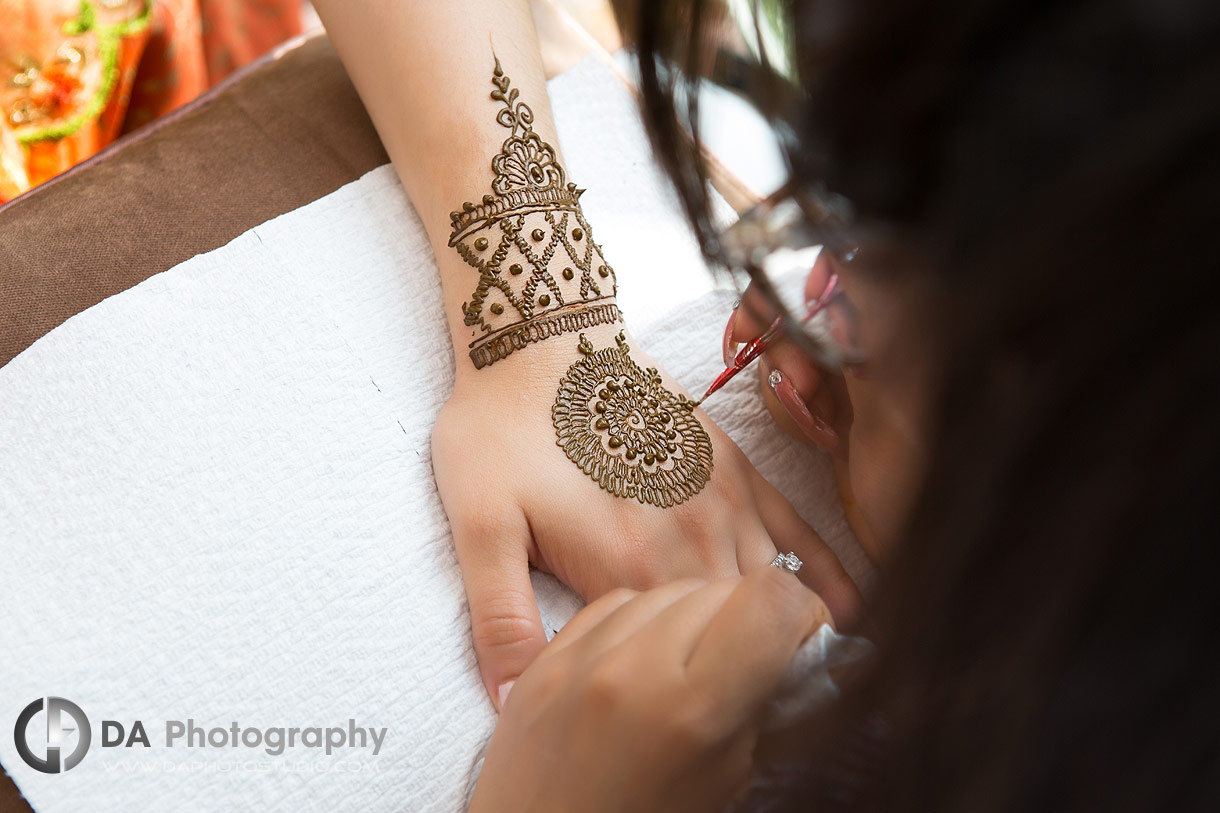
[314,1,620,384]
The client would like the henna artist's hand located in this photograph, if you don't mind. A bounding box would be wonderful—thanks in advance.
[728,277,864,537]
[432,326,862,710]
[730,253,926,565]
[467,570,832,812]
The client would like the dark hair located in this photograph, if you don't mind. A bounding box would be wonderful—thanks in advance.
[625,0,1220,809]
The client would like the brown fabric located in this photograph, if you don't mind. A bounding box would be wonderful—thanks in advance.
[0,773,28,813]
[0,32,388,370]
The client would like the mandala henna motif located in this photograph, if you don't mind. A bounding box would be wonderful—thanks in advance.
[449,57,620,370]
[553,333,713,508]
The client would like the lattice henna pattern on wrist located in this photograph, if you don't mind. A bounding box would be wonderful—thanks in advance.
[449,57,620,370]
[554,333,712,507]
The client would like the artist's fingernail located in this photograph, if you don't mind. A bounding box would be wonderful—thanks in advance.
[723,306,739,367]
[496,680,515,712]
[768,368,839,450]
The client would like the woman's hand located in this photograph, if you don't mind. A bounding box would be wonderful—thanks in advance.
[468,569,831,813]
[433,328,862,709]
[315,0,861,710]
[727,281,865,525]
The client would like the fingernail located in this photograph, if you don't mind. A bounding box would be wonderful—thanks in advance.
[496,680,515,712]
[768,368,839,451]
[723,305,739,367]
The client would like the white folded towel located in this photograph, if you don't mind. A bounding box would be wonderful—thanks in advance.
[0,56,872,812]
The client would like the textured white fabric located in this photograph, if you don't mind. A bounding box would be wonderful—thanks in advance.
[0,57,872,811]
[764,625,876,731]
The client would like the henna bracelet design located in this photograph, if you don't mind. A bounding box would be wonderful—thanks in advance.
[449,57,620,370]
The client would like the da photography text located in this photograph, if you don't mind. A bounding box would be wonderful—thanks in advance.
[14,697,387,774]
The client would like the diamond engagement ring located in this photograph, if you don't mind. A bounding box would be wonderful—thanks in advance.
[770,551,804,573]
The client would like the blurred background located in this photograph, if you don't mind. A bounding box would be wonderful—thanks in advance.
[1,0,306,201]
[0,1,622,202]
[0,1,783,205]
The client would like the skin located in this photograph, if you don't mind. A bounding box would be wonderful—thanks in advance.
[468,570,834,813]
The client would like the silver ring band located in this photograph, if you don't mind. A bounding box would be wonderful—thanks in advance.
[770,551,804,573]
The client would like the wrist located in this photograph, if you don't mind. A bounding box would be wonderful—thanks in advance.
[450,310,627,395]
[460,296,622,370]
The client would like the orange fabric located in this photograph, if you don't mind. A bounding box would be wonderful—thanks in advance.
[121,1,209,132]
[0,0,300,201]
[100,21,152,140]
[24,122,98,186]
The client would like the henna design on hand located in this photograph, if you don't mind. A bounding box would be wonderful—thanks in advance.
[553,333,713,507]
[449,57,621,370]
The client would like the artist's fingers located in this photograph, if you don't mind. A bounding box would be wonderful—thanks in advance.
[686,568,831,730]
[750,471,863,632]
[630,578,741,662]
[540,586,639,661]
[732,249,838,369]
[762,339,824,405]
[450,503,548,712]
[554,578,709,661]
[730,283,779,347]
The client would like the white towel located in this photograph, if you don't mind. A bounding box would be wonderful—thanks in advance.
[0,56,871,812]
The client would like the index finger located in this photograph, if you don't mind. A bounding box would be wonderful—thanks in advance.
[731,283,780,346]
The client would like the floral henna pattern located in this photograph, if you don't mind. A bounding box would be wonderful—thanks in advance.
[449,57,620,370]
[553,333,713,508]
[491,134,563,193]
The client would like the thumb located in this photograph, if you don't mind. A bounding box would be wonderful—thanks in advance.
[450,504,547,711]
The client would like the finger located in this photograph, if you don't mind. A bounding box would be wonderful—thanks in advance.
[806,248,836,312]
[556,578,710,661]
[762,340,825,411]
[450,503,548,711]
[760,361,838,451]
[539,586,639,661]
[734,241,836,349]
[687,568,831,728]
[734,515,779,575]
[630,578,741,663]
[732,283,779,344]
[750,471,864,632]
